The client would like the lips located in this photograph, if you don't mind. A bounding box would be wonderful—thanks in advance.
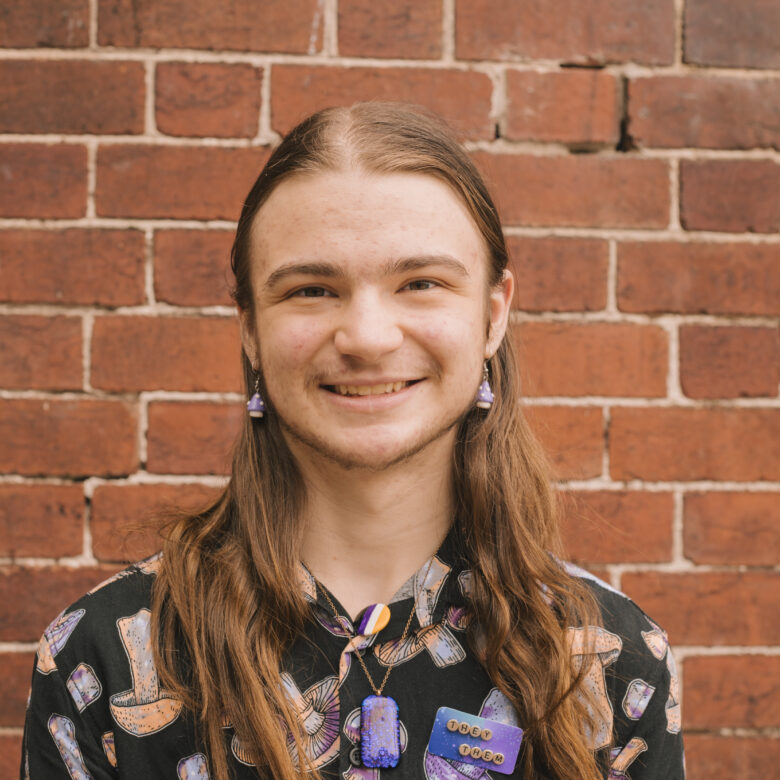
[323,380,419,397]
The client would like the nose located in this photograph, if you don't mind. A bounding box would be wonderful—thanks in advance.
[333,292,403,362]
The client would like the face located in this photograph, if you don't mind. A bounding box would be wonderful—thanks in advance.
[240,169,513,472]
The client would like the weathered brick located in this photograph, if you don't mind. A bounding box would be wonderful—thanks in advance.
[147,402,243,475]
[0,229,146,307]
[271,66,494,140]
[456,0,675,65]
[505,70,620,145]
[684,655,779,729]
[617,242,780,316]
[0,485,83,559]
[154,230,234,306]
[0,0,88,47]
[91,483,220,562]
[684,0,780,69]
[680,160,780,233]
[0,734,24,778]
[91,316,241,392]
[338,0,442,58]
[523,405,603,480]
[0,61,144,135]
[680,325,780,399]
[156,62,262,138]
[621,571,778,645]
[507,237,608,312]
[685,736,780,780]
[0,145,86,218]
[610,408,780,482]
[472,153,669,228]
[0,652,34,726]
[560,490,673,564]
[630,76,780,150]
[684,492,779,566]
[0,315,82,390]
[514,322,667,397]
[0,566,115,641]
[98,0,321,52]
[0,399,138,478]
[96,145,269,220]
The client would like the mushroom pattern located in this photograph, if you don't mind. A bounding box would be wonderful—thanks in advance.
[36,609,85,674]
[101,731,117,768]
[66,663,102,712]
[608,737,648,779]
[47,714,92,780]
[109,608,183,736]
[342,707,409,780]
[177,753,210,778]
[281,671,341,770]
[641,619,680,734]
[424,688,519,779]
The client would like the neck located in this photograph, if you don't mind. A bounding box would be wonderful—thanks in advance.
[295,441,454,619]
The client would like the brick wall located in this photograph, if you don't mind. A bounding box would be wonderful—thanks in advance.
[1,1,778,775]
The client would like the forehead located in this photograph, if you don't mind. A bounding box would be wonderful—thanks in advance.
[248,169,489,280]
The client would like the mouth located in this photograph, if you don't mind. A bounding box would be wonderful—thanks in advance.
[322,380,422,397]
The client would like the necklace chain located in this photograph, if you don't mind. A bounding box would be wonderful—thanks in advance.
[318,555,435,697]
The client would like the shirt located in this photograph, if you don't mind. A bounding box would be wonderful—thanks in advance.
[21,531,684,779]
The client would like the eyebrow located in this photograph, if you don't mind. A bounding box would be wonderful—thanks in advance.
[262,254,470,291]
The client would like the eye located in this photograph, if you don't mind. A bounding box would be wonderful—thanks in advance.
[402,279,438,292]
[290,286,334,298]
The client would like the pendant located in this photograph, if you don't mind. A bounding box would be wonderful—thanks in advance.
[360,695,401,768]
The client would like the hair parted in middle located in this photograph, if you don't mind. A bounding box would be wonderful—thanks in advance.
[151,102,604,780]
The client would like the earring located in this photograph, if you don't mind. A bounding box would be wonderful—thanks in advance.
[475,361,494,409]
[247,374,266,418]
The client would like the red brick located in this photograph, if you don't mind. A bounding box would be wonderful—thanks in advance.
[523,405,603,480]
[0,652,34,726]
[685,736,780,780]
[684,0,780,69]
[472,153,669,228]
[147,402,243,475]
[621,571,778,645]
[505,70,620,145]
[271,66,494,140]
[338,0,442,59]
[514,322,667,397]
[98,0,321,52]
[560,490,673,564]
[684,492,780,566]
[610,408,780,482]
[684,655,779,729]
[617,242,780,316]
[680,160,780,233]
[0,145,86,218]
[91,483,220,562]
[0,565,115,641]
[0,734,23,779]
[0,0,88,47]
[91,316,241,392]
[96,145,269,220]
[0,315,82,390]
[630,76,780,150]
[0,399,138,478]
[154,230,234,306]
[680,326,780,399]
[0,229,146,307]
[507,237,608,312]
[456,0,675,65]
[0,485,84,559]
[156,62,262,138]
[0,61,144,135]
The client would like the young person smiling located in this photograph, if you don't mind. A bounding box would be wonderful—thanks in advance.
[22,104,684,780]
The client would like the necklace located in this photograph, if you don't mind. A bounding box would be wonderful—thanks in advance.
[318,555,435,769]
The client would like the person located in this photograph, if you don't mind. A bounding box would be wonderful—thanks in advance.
[21,103,684,780]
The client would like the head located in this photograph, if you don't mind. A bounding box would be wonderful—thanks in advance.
[233,103,514,473]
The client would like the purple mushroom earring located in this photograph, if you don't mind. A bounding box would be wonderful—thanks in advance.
[475,361,494,410]
[247,374,266,418]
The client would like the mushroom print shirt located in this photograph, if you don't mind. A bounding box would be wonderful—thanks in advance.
[21,532,684,779]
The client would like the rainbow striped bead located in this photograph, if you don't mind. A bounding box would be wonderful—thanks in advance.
[356,603,391,636]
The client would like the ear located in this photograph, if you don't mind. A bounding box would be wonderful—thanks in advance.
[238,306,259,370]
[485,269,514,359]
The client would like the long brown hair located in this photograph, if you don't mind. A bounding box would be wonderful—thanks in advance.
[152,103,603,779]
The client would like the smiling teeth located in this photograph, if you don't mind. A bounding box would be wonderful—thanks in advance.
[335,382,407,396]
